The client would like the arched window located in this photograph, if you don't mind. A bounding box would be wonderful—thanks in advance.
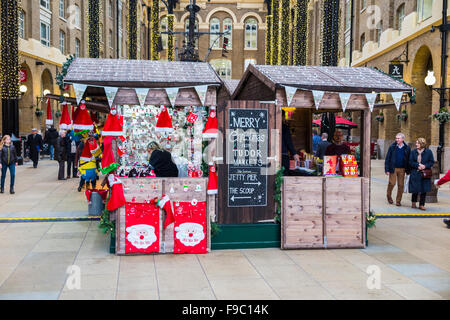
[210,59,232,79]
[244,18,257,49]
[74,5,80,28]
[161,16,168,49]
[396,4,405,33]
[376,21,382,45]
[19,10,25,39]
[223,18,232,49]
[210,18,220,49]
[360,33,365,51]
[75,38,80,58]
[185,19,199,49]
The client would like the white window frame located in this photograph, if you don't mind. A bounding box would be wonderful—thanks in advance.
[244,18,258,49]
[244,58,256,71]
[210,59,232,80]
[397,4,405,33]
[75,38,80,58]
[40,0,50,10]
[109,30,113,49]
[345,0,351,32]
[59,30,65,54]
[223,18,232,49]
[59,0,65,18]
[19,10,25,39]
[417,0,433,22]
[209,18,220,49]
[161,16,168,49]
[108,0,113,18]
[74,5,80,28]
[40,21,50,47]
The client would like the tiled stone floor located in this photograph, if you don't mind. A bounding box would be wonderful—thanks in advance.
[0,159,448,300]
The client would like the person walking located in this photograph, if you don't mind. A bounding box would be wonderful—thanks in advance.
[409,138,434,210]
[55,130,67,180]
[66,130,79,178]
[312,130,321,155]
[384,133,411,206]
[26,128,43,168]
[44,125,59,160]
[315,132,332,160]
[0,135,18,194]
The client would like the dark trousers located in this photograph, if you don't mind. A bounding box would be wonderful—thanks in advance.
[412,193,426,206]
[1,163,15,189]
[67,153,77,177]
[58,161,65,180]
[31,155,39,168]
[282,154,291,176]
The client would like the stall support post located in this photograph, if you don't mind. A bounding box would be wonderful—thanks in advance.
[362,109,371,179]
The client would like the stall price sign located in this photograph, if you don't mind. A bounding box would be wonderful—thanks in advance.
[227,108,268,207]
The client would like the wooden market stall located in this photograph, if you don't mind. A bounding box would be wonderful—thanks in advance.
[64,58,223,254]
[216,64,413,249]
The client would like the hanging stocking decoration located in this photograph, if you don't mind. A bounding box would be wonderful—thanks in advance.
[106,175,126,211]
[125,201,160,254]
[173,200,207,254]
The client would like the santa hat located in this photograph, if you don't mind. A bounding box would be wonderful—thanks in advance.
[59,102,71,130]
[85,189,108,204]
[80,142,94,162]
[73,100,94,131]
[102,108,123,136]
[158,194,175,229]
[100,136,119,175]
[155,105,173,133]
[202,106,218,139]
[106,175,126,211]
[45,99,53,125]
[207,163,218,195]
[88,138,101,158]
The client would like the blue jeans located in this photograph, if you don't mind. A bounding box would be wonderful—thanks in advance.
[50,145,54,160]
[1,163,15,189]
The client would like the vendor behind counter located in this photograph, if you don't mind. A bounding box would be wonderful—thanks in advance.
[147,141,179,177]
[325,130,350,157]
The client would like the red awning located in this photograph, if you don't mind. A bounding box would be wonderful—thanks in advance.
[313,116,357,128]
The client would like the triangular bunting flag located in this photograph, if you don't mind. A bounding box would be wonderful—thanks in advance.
[339,92,352,112]
[104,87,119,108]
[135,88,149,108]
[285,86,297,107]
[312,90,325,110]
[365,93,378,112]
[165,87,179,107]
[73,83,88,106]
[195,85,208,106]
[391,92,404,111]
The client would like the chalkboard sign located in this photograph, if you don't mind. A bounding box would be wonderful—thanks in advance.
[227,109,268,207]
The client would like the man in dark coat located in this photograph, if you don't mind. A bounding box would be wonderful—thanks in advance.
[55,130,67,180]
[65,130,79,178]
[315,132,332,160]
[44,125,59,160]
[384,133,411,206]
[26,128,43,168]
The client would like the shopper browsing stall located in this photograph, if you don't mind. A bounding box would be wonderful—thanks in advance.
[147,141,179,178]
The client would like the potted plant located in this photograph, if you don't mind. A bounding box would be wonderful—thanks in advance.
[396,110,408,122]
[365,211,377,246]
[431,107,450,124]
[375,112,384,123]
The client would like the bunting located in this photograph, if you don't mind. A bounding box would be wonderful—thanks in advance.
[365,93,378,112]
[312,90,325,110]
[284,86,298,107]
[339,93,352,112]
[391,92,404,111]
[165,87,179,107]
[195,85,208,106]
[135,88,150,108]
[104,87,119,108]
[73,83,88,106]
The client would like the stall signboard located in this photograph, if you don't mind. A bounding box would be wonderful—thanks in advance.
[227,108,268,207]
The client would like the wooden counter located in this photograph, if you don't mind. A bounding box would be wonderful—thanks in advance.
[282,176,368,249]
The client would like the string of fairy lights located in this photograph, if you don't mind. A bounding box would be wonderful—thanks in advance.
[88,0,100,58]
[270,0,280,65]
[293,0,308,66]
[150,0,160,61]
[278,0,291,65]
[128,0,138,60]
[167,14,175,61]
[265,14,272,65]
[1,0,19,99]
[321,0,340,66]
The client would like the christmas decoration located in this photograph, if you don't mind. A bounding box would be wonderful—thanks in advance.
[279,0,291,65]
[150,0,160,60]
[45,99,53,126]
[88,0,100,58]
[102,108,123,136]
[207,163,218,195]
[271,0,280,65]
[59,102,72,130]
[125,202,160,253]
[265,15,272,65]
[293,0,308,66]
[106,175,126,211]
[1,0,19,99]
[321,0,340,66]
[73,101,94,131]
[85,189,108,204]
[202,106,218,139]
[167,14,175,61]
[158,194,175,229]
[173,201,207,254]
[155,105,174,132]
[128,0,138,60]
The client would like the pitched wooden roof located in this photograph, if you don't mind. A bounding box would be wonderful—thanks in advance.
[222,79,240,97]
[64,58,223,88]
[233,64,413,99]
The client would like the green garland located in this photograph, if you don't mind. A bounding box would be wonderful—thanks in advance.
[128,0,138,59]
[56,55,74,91]
[88,0,100,58]
[265,15,272,65]
[150,0,159,60]
[293,0,308,66]
[274,167,284,223]
[270,0,280,65]
[278,0,291,65]
[98,195,115,235]
[1,0,19,99]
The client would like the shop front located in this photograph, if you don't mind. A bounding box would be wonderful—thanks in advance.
[214,64,413,249]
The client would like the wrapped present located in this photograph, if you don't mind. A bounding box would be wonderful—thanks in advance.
[323,156,337,175]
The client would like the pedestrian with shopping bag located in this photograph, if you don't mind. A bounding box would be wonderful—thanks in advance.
[409,138,434,210]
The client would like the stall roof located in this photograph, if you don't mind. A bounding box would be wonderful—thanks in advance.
[232,64,413,100]
[222,79,240,97]
[64,58,223,88]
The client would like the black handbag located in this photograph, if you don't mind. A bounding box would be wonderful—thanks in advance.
[421,168,432,179]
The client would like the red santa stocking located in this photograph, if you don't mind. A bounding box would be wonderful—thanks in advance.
[106,175,126,211]
[158,194,175,229]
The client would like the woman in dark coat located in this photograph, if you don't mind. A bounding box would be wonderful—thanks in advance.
[0,135,18,194]
[409,137,434,210]
[147,141,178,177]
[55,131,68,180]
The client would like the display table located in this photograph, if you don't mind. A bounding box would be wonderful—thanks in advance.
[281,176,369,249]
[115,177,211,255]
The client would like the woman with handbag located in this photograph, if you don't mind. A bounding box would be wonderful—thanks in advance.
[409,138,434,210]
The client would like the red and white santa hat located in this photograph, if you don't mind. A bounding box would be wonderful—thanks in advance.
[73,100,94,131]
[207,162,218,195]
[59,102,71,130]
[107,175,126,211]
[202,106,218,139]
[88,138,100,156]
[155,105,173,133]
[80,142,94,162]
[45,99,53,125]
[158,194,175,229]
[102,107,123,136]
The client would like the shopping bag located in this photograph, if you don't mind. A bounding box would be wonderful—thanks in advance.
[404,175,410,193]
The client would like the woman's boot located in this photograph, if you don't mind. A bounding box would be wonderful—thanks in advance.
[411,202,417,209]
[10,186,14,194]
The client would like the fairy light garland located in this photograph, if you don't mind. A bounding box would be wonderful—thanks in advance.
[1,0,19,99]
[265,15,272,65]
[278,0,291,65]
[150,0,159,60]
[167,14,175,61]
[88,0,100,58]
[321,0,340,66]
[270,0,280,65]
[128,0,138,59]
[293,0,308,66]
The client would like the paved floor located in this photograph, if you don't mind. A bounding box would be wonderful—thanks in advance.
[0,159,448,300]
